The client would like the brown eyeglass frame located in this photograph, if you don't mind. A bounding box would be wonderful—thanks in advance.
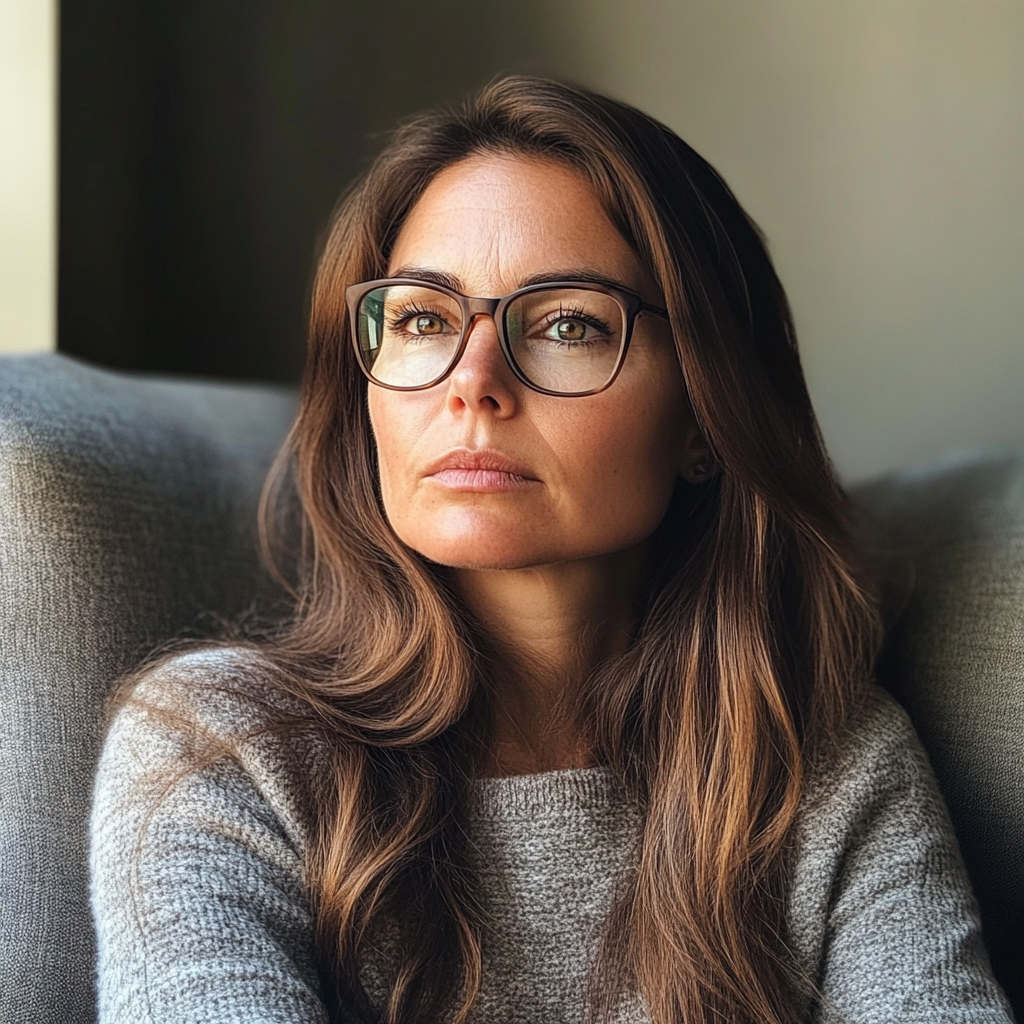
[345,277,671,398]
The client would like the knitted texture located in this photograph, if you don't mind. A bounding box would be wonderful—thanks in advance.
[1,354,297,1024]
[89,648,1014,1024]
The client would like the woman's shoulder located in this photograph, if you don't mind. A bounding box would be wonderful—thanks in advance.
[793,681,956,870]
[91,645,330,1021]
[94,644,328,850]
[120,643,307,738]
[802,683,933,811]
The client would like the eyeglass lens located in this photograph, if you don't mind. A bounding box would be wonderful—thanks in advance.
[356,284,626,393]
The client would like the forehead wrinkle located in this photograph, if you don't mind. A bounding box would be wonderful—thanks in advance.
[390,198,532,298]
[459,194,531,295]
[389,154,649,297]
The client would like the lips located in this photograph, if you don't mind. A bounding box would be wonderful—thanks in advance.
[424,449,539,492]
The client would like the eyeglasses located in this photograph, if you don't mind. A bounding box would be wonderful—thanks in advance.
[346,277,670,397]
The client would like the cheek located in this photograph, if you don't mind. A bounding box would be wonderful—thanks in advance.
[367,387,418,516]
[547,377,688,542]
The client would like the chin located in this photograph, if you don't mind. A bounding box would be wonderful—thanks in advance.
[395,516,642,572]
[389,506,655,572]
[393,514,557,570]
[390,506,540,569]
[409,534,557,571]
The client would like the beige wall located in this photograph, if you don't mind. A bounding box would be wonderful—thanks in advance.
[540,0,1024,481]
[0,0,56,354]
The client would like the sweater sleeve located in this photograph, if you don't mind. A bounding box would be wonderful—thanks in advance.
[791,687,1015,1024]
[89,651,333,1024]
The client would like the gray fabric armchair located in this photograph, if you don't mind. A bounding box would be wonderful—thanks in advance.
[1,354,297,1023]
[1,352,1021,1022]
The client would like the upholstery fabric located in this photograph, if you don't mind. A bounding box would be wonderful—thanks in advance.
[0,353,297,1024]
[852,456,1024,1013]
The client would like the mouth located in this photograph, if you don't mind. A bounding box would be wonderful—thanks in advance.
[424,449,539,493]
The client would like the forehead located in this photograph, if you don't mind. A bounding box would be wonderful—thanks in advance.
[387,153,648,296]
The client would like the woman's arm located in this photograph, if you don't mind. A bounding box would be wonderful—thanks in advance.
[89,652,331,1024]
[790,687,1015,1024]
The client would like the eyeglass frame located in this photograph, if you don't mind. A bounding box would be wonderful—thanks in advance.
[345,277,671,398]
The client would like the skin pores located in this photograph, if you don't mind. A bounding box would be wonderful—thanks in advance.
[368,153,698,573]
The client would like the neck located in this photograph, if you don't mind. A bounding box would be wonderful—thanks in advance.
[453,546,646,777]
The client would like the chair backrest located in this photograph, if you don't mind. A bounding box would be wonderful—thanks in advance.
[2,354,1020,1021]
[851,454,1024,1014]
[0,353,297,1024]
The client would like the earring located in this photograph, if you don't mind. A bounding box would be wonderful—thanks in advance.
[691,458,710,480]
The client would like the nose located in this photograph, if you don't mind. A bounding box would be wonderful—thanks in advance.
[444,313,518,417]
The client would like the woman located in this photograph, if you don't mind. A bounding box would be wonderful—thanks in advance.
[90,76,1012,1024]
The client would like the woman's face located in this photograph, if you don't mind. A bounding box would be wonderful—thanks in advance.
[368,153,695,571]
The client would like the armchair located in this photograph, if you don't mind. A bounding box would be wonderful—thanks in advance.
[1,353,1020,1021]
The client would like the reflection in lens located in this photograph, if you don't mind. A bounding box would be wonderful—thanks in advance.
[357,285,464,387]
[505,287,624,393]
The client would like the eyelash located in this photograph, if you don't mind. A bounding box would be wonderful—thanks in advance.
[386,303,450,331]
[542,307,611,333]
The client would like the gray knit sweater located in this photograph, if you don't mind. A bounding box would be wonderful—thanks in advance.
[89,648,1013,1023]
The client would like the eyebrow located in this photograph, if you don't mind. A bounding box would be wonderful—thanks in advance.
[387,266,638,296]
[520,269,636,293]
[388,267,464,291]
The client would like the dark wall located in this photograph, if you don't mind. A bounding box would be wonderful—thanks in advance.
[58,1,547,382]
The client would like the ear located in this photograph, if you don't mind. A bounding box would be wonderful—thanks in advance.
[678,422,717,484]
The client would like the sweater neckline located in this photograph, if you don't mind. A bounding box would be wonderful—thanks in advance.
[468,765,631,818]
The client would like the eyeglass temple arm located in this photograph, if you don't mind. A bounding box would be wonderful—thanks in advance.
[640,302,671,321]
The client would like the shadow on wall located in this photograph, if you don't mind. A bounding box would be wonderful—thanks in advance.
[58,0,549,382]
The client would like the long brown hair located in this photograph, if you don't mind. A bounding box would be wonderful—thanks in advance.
[258,76,881,1024]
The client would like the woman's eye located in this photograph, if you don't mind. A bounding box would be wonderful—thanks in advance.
[386,308,454,338]
[539,315,609,345]
[411,314,444,335]
[550,319,587,342]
